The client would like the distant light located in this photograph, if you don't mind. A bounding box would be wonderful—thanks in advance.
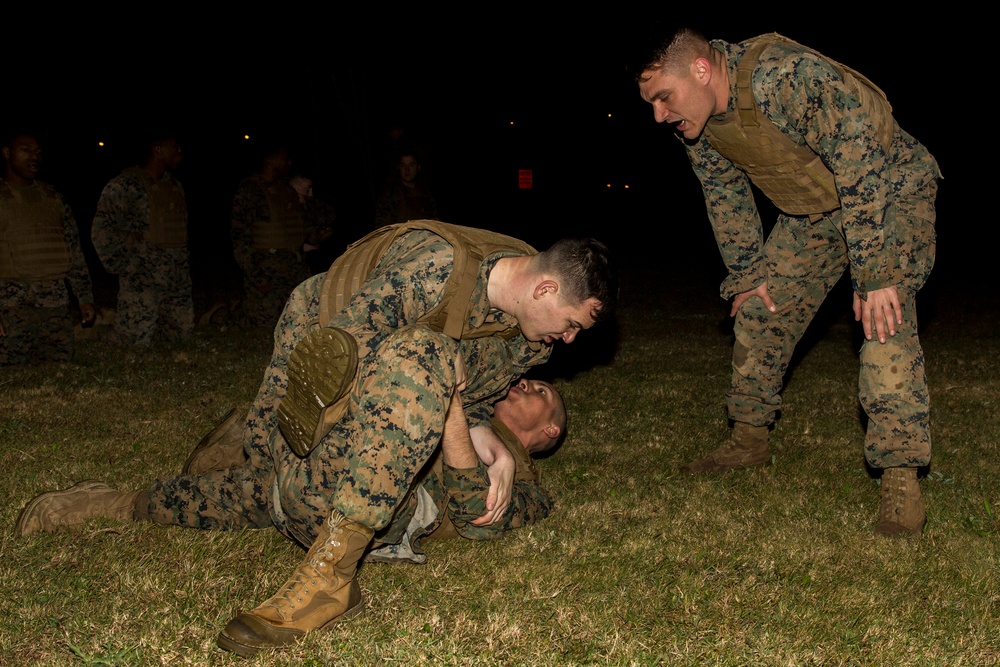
[244,134,250,140]
[509,121,514,126]
[98,141,105,147]
[624,184,630,189]
[607,113,612,118]
[606,183,611,188]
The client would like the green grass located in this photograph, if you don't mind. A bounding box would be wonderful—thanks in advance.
[2,266,998,666]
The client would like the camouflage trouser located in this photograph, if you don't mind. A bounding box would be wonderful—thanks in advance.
[0,302,73,366]
[146,275,462,547]
[730,208,934,468]
[113,269,194,347]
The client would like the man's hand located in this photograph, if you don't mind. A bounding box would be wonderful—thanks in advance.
[731,281,776,317]
[471,442,514,527]
[80,303,96,327]
[853,286,902,344]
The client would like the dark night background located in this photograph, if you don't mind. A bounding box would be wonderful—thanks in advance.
[6,12,980,318]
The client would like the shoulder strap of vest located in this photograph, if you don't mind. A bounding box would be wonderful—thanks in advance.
[738,33,893,150]
[320,220,536,338]
[733,34,789,127]
[318,224,404,326]
[399,221,535,339]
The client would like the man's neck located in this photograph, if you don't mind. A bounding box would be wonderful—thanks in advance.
[486,255,530,314]
[143,160,167,182]
[3,173,34,187]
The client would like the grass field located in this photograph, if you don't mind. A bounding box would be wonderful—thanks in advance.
[1,261,997,666]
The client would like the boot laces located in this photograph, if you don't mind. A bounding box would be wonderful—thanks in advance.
[880,471,911,519]
[263,518,345,619]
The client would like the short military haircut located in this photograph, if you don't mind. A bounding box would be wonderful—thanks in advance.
[633,26,712,82]
[2,131,39,151]
[144,128,178,151]
[536,238,619,323]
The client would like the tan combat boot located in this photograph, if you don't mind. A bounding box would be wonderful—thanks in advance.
[15,481,141,537]
[681,422,770,474]
[278,327,359,457]
[182,407,247,475]
[874,467,925,538]
[216,509,374,657]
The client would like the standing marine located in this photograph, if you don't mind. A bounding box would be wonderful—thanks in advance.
[1,132,95,365]
[230,144,313,327]
[636,28,941,537]
[91,132,193,347]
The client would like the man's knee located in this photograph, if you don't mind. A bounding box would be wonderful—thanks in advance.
[364,327,461,389]
[378,327,457,359]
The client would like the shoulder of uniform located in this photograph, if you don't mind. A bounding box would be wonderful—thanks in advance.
[36,180,62,197]
[754,35,834,73]
[107,168,145,189]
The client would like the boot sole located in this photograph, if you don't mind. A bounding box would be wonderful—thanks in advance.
[278,328,358,457]
[216,597,366,657]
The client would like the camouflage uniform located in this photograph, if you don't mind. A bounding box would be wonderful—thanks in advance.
[374,180,439,227]
[0,179,94,365]
[686,36,941,468]
[145,229,551,547]
[230,176,313,327]
[385,416,551,539]
[91,167,193,346]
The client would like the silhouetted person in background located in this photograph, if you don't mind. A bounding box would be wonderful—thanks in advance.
[374,147,438,226]
[91,132,193,347]
[291,173,340,274]
[1,132,95,365]
[230,144,312,327]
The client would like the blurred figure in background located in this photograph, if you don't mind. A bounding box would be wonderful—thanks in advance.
[291,172,339,274]
[1,132,95,365]
[91,131,192,347]
[374,146,438,226]
[230,143,312,327]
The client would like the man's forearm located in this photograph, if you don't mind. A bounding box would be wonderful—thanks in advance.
[440,390,478,469]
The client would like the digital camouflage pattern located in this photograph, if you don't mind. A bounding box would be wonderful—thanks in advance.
[230,176,313,327]
[368,416,553,562]
[145,230,551,546]
[91,168,193,346]
[374,180,439,227]
[685,36,940,468]
[0,180,93,365]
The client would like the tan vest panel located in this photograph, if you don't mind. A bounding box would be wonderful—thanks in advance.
[0,182,72,280]
[252,181,305,251]
[140,169,188,249]
[704,33,895,218]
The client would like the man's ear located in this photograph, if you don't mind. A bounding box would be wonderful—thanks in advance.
[532,279,558,299]
[693,56,712,84]
[1,147,9,160]
[543,424,561,440]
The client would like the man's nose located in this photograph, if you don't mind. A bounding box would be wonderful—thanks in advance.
[562,328,579,344]
[653,103,670,123]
